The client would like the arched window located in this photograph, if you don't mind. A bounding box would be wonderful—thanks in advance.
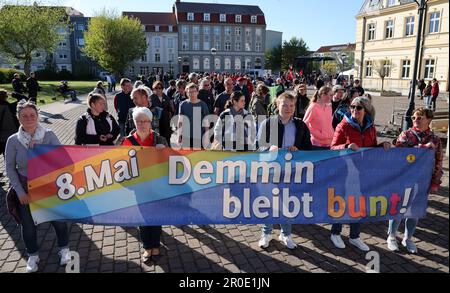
[224,58,231,70]
[203,57,210,70]
[193,57,200,70]
[215,58,221,70]
[235,57,241,71]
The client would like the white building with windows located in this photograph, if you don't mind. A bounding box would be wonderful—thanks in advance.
[123,12,179,78]
[355,0,449,94]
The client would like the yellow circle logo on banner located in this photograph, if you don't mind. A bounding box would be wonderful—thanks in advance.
[407,154,416,163]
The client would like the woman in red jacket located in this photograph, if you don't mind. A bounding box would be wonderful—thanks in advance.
[330,97,391,252]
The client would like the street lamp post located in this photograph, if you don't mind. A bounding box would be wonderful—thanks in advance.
[211,48,217,72]
[404,0,429,130]
[178,56,182,77]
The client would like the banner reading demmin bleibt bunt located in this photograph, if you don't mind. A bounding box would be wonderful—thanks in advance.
[27,145,434,226]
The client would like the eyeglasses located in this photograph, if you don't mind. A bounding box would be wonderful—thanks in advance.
[135,120,151,124]
[154,87,163,90]
[350,105,364,111]
[412,116,424,121]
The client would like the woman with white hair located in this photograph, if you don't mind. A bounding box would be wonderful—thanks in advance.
[121,107,167,263]
[330,96,391,252]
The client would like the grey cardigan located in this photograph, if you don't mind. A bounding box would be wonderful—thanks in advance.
[5,129,60,198]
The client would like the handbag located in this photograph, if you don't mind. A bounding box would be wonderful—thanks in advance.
[5,187,21,224]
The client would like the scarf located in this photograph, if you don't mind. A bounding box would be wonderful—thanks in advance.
[85,110,113,135]
[17,124,46,149]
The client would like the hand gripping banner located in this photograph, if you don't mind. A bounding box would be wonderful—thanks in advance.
[28,145,434,226]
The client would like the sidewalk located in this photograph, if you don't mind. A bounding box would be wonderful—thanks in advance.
[0,93,448,273]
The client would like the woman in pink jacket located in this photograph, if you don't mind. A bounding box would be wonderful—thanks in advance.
[303,86,334,150]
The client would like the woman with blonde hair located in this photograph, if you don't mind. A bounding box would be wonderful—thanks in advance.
[303,86,334,150]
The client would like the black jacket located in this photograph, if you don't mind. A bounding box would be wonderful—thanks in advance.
[114,91,134,124]
[150,94,173,141]
[295,93,310,119]
[26,77,40,97]
[75,109,120,145]
[258,116,312,151]
[198,89,214,114]
[12,78,26,94]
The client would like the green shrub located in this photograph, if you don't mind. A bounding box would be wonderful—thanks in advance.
[0,68,26,83]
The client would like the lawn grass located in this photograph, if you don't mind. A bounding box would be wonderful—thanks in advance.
[1,81,101,105]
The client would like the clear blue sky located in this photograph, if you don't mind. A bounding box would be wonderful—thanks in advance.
[54,0,361,51]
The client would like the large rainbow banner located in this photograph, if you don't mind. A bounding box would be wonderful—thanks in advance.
[28,145,434,226]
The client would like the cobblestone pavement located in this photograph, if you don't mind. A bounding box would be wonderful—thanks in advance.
[0,93,448,273]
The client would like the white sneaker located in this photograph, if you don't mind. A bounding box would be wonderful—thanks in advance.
[279,234,297,249]
[26,255,40,273]
[349,238,370,252]
[330,234,346,249]
[58,248,71,266]
[402,238,418,254]
[258,234,272,248]
[387,236,399,252]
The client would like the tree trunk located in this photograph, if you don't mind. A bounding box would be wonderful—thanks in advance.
[24,55,32,76]
[381,77,385,93]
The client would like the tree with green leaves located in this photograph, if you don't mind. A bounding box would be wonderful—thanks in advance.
[281,37,309,71]
[265,45,282,72]
[0,1,70,75]
[83,10,147,77]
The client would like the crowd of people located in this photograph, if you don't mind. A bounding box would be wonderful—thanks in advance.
[0,70,444,273]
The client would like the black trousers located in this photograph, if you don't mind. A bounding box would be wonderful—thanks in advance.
[139,226,162,249]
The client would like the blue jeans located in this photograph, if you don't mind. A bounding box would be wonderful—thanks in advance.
[388,218,418,240]
[262,224,292,236]
[118,122,126,138]
[331,223,360,239]
[424,96,432,109]
[17,203,69,256]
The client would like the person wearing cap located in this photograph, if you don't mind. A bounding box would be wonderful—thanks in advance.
[122,107,167,263]
[331,85,345,114]
[330,97,391,252]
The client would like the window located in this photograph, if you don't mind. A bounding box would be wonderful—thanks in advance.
[141,54,147,62]
[204,26,210,35]
[245,42,252,51]
[204,13,210,22]
[193,58,200,70]
[405,16,415,36]
[402,60,411,78]
[193,42,200,51]
[224,58,231,70]
[235,42,241,51]
[368,23,376,40]
[235,57,241,70]
[235,15,242,23]
[251,15,257,24]
[235,27,241,36]
[220,14,226,22]
[215,42,221,51]
[429,12,440,33]
[182,42,189,50]
[215,58,221,70]
[59,41,67,47]
[61,66,67,71]
[187,13,194,21]
[255,42,261,52]
[203,57,210,70]
[169,26,173,32]
[155,38,160,48]
[255,28,262,41]
[383,61,391,77]
[245,58,251,70]
[424,59,435,79]
[168,38,174,49]
[59,54,68,59]
[77,38,85,46]
[204,41,210,50]
[214,27,221,36]
[155,25,160,32]
[370,0,380,6]
[193,26,200,35]
[225,42,231,51]
[155,53,161,62]
[140,66,149,75]
[182,26,189,34]
[169,54,175,62]
[76,23,85,31]
[225,27,232,35]
[365,61,373,77]
[385,20,394,39]
[386,0,396,7]
[245,28,252,37]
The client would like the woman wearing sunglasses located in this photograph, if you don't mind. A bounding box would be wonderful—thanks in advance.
[330,97,391,252]
[386,108,443,254]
